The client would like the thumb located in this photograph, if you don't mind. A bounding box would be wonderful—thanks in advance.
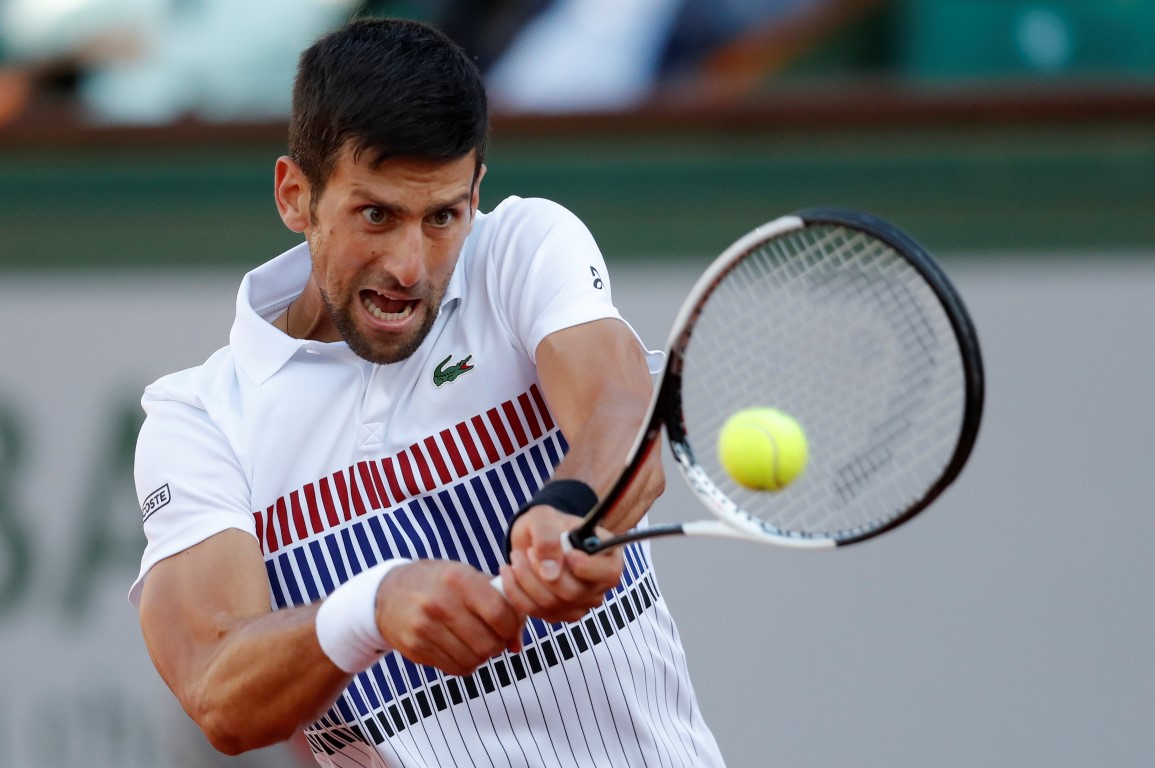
[527,535,563,582]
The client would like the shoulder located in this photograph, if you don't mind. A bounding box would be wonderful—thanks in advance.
[486,195,579,221]
[474,196,594,248]
[468,196,603,282]
[141,346,239,421]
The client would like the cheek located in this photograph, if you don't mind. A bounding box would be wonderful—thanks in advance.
[308,237,350,299]
[429,234,467,280]
[312,230,367,286]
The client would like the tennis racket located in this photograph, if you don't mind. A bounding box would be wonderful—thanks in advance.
[510,207,984,565]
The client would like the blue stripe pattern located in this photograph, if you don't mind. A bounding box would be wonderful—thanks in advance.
[262,427,677,763]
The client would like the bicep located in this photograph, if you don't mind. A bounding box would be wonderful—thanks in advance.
[535,318,653,440]
[139,528,272,700]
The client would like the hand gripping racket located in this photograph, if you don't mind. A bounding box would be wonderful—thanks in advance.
[553,207,984,557]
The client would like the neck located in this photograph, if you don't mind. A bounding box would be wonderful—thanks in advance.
[276,301,294,336]
[279,276,340,342]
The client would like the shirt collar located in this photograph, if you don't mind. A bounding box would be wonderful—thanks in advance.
[440,238,467,313]
[230,239,471,385]
[230,242,313,384]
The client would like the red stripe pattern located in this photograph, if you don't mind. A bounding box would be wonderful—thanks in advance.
[254,384,554,555]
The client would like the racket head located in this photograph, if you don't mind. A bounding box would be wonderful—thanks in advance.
[658,207,984,548]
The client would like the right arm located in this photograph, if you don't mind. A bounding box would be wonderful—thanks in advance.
[135,391,526,755]
[139,528,524,755]
[139,528,343,755]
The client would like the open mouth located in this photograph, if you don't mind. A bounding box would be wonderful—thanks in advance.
[361,289,415,322]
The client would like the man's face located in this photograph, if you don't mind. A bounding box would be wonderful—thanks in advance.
[302,147,482,364]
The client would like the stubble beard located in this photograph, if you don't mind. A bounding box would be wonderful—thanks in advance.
[320,279,446,365]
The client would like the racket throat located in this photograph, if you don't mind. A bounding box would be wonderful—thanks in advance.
[575,523,688,554]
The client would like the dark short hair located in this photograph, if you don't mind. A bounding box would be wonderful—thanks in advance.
[289,17,488,198]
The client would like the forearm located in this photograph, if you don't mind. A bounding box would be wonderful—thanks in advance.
[139,531,357,756]
[534,319,665,534]
[168,603,349,755]
[147,543,522,755]
[502,319,664,620]
[500,392,655,621]
[548,395,664,534]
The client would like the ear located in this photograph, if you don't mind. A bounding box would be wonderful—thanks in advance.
[274,156,311,233]
[470,164,487,219]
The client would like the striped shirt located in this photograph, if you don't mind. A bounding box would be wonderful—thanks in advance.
[133,197,725,767]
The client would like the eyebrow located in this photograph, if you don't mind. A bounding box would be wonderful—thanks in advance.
[354,189,472,218]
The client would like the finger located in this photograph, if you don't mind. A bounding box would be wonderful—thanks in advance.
[503,566,584,623]
[512,506,573,584]
[509,549,562,607]
[564,547,624,591]
[498,559,543,619]
[508,551,597,623]
[443,618,513,668]
[394,566,523,672]
[462,573,527,650]
[400,620,489,676]
[496,565,527,653]
[527,535,563,582]
[497,563,530,608]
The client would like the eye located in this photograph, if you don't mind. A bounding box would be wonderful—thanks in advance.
[428,210,455,228]
[361,207,387,225]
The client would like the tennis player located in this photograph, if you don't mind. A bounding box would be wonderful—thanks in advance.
[131,16,725,767]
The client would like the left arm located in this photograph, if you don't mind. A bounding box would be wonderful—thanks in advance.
[499,317,664,621]
[536,318,664,533]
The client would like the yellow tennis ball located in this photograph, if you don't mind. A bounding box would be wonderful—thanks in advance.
[717,408,808,491]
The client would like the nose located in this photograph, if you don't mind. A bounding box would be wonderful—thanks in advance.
[384,223,427,288]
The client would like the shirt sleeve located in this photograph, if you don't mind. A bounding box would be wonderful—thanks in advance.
[130,385,256,607]
[484,197,649,364]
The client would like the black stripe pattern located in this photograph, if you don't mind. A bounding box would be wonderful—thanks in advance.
[304,570,662,755]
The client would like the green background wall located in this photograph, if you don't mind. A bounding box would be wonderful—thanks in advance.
[3,117,1154,271]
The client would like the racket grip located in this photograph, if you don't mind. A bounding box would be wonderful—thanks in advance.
[490,531,575,596]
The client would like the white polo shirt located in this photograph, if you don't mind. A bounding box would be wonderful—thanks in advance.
[133,196,725,768]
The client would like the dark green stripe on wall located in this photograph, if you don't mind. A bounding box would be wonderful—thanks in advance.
[2,122,1154,270]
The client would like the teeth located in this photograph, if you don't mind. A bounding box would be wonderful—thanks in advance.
[363,296,413,321]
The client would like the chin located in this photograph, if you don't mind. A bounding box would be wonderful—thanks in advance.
[347,321,431,365]
[332,295,441,365]
[347,337,414,365]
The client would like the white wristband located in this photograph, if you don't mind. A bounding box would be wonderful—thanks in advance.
[315,559,412,673]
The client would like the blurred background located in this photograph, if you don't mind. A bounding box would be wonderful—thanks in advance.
[1,1,1153,766]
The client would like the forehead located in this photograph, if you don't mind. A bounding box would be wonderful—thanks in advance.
[326,145,478,199]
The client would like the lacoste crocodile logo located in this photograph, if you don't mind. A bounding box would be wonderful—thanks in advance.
[433,353,475,387]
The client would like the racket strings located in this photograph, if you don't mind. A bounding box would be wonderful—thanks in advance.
[676,224,967,541]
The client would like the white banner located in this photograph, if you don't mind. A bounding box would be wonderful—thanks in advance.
[0,270,302,768]
[5,258,1155,768]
